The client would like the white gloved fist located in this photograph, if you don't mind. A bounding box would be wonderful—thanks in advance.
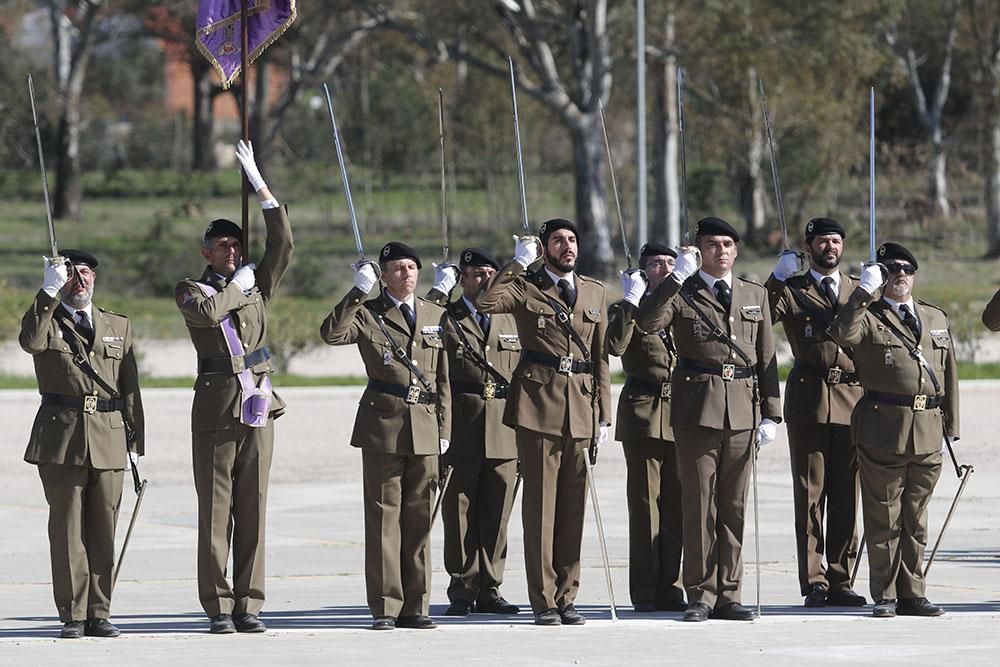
[620,269,647,307]
[440,438,450,455]
[235,140,267,192]
[772,250,802,282]
[42,256,69,298]
[755,417,778,447]
[859,262,886,294]
[352,261,378,294]
[598,423,611,447]
[231,263,257,292]
[431,261,459,295]
[672,247,700,283]
[512,235,540,268]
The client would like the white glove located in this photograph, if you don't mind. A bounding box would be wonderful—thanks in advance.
[231,263,257,291]
[42,257,69,298]
[512,235,540,268]
[235,140,267,192]
[598,423,611,447]
[352,261,378,294]
[431,262,459,295]
[672,247,700,283]
[859,262,886,294]
[620,269,647,307]
[772,250,802,282]
[440,438,450,455]
[755,418,778,447]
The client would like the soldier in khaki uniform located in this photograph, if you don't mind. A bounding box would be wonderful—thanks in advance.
[765,217,866,608]
[20,249,144,639]
[636,217,781,622]
[175,141,293,634]
[425,247,521,616]
[830,242,958,619]
[321,242,450,631]
[608,242,686,613]
[474,218,611,626]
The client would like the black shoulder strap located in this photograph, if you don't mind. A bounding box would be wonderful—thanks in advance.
[56,319,120,398]
[870,306,942,396]
[786,285,855,362]
[365,304,435,393]
[677,289,754,368]
[543,295,592,362]
[448,313,511,387]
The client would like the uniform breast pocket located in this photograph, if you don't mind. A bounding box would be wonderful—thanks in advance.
[930,330,951,368]
[497,334,522,372]
[740,306,764,344]
[103,344,123,375]
[526,299,557,333]
[46,336,76,375]
[421,333,444,372]
[581,307,602,339]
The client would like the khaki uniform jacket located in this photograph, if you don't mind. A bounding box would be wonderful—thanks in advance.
[766,271,862,425]
[20,292,144,470]
[321,289,450,454]
[636,274,781,430]
[175,207,293,431]
[607,299,675,441]
[829,287,959,455]
[440,299,518,459]
[474,262,611,439]
[983,289,1000,331]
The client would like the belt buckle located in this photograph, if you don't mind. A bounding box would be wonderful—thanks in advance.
[83,395,98,414]
[660,382,671,400]
[721,364,735,381]
[231,355,246,373]
[482,381,496,400]
[827,367,842,384]
[406,386,422,404]
[558,356,574,375]
[912,394,927,411]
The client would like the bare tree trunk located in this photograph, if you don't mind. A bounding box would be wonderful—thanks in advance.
[985,96,1000,257]
[745,66,766,247]
[192,59,217,171]
[930,126,950,218]
[571,115,614,277]
[651,9,679,246]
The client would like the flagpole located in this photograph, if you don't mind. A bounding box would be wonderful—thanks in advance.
[240,0,250,259]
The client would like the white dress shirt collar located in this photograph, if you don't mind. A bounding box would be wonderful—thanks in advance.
[699,270,732,291]
[810,269,841,293]
[544,267,575,290]
[61,302,94,324]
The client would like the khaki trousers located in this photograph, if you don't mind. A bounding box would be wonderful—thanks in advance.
[787,422,860,595]
[38,462,124,623]
[192,421,273,617]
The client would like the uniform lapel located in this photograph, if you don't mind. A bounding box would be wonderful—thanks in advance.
[55,306,91,351]
[91,309,107,356]
[379,291,413,339]
[689,275,726,315]
[879,300,918,345]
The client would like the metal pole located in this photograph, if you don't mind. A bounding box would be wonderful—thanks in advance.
[636,0,647,253]
[240,0,250,261]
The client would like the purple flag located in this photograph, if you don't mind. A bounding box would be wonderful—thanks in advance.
[195,0,297,90]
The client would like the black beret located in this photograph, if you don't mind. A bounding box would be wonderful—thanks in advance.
[805,217,846,240]
[204,218,243,243]
[694,216,740,242]
[459,247,500,270]
[62,248,98,269]
[640,242,677,259]
[877,242,918,271]
[539,218,578,243]
[379,241,422,269]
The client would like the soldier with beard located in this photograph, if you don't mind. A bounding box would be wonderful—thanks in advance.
[830,242,958,619]
[474,219,611,626]
[765,218,866,608]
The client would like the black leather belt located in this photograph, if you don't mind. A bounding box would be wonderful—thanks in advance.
[41,393,123,414]
[522,349,593,375]
[624,375,672,399]
[199,347,271,374]
[794,362,859,385]
[367,379,437,405]
[676,358,753,380]
[865,390,942,411]
[452,381,509,400]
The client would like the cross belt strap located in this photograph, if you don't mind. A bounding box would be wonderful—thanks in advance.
[623,375,672,399]
[676,357,753,380]
[864,389,943,411]
[447,313,512,389]
[870,307,943,397]
[41,393,124,414]
[793,361,859,385]
[522,349,593,375]
[199,346,271,374]
[367,378,437,404]
[366,304,436,394]
[677,290,754,369]
[787,285,855,362]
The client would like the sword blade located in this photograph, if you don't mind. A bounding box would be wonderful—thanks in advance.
[431,464,454,524]
[113,478,147,589]
[28,75,58,258]
[677,67,690,246]
[438,88,450,261]
[869,87,876,263]
[584,454,618,621]
[508,57,531,234]
[322,83,365,260]
[758,79,788,250]
[598,100,632,268]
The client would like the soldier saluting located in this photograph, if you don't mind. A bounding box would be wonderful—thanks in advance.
[21,250,144,639]
[765,217,866,608]
[829,242,958,618]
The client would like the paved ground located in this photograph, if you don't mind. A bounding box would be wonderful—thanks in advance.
[1,383,998,665]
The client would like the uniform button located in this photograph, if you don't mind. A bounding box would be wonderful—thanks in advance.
[729,353,735,359]
[51,416,56,421]
[484,345,491,351]
[874,404,879,410]
[569,314,574,320]
[487,361,494,367]
[920,378,925,384]
[685,376,691,381]
[353,298,359,303]
[412,359,419,365]
[370,401,375,406]
[241,322,247,329]
[805,316,811,321]
[729,316,735,322]
[89,351,95,357]
[411,379,418,385]
[916,345,923,351]
[205,381,211,386]
[93,390,99,396]
[43,306,49,311]
[526,372,532,378]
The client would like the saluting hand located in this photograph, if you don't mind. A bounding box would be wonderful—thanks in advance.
[512,235,540,268]
[620,269,647,307]
[859,262,887,294]
[671,247,700,284]
[352,260,379,294]
[772,249,803,282]
[231,263,257,292]
[41,256,69,298]
[431,261,460,294]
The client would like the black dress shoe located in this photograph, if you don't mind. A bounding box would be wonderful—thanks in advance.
[633,601,657,613]
[657,598,688,612]
[873,599,897,618]
[60,621,84,639]
[534,608,562,626]
[712,602,755,621]
[475,596,520,614]
[84,618,121,638]
[372,616,396,630]
[209,614,237,634]
[683,602,712,622]
[396,615,437,629]
[234,613,267,633]
[897,597,944,617]
[804,584,828,608]
[826,589,867,607]
[559,604,585,625]
[445,600,473,616]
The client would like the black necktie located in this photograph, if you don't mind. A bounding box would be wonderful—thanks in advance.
[821,276,838,309]
[558,278,577,310]
[399,302,416,333]
[899,304,921,339]
[76,310,94,346]
[714,280,731,310]
[477,311,491,338]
